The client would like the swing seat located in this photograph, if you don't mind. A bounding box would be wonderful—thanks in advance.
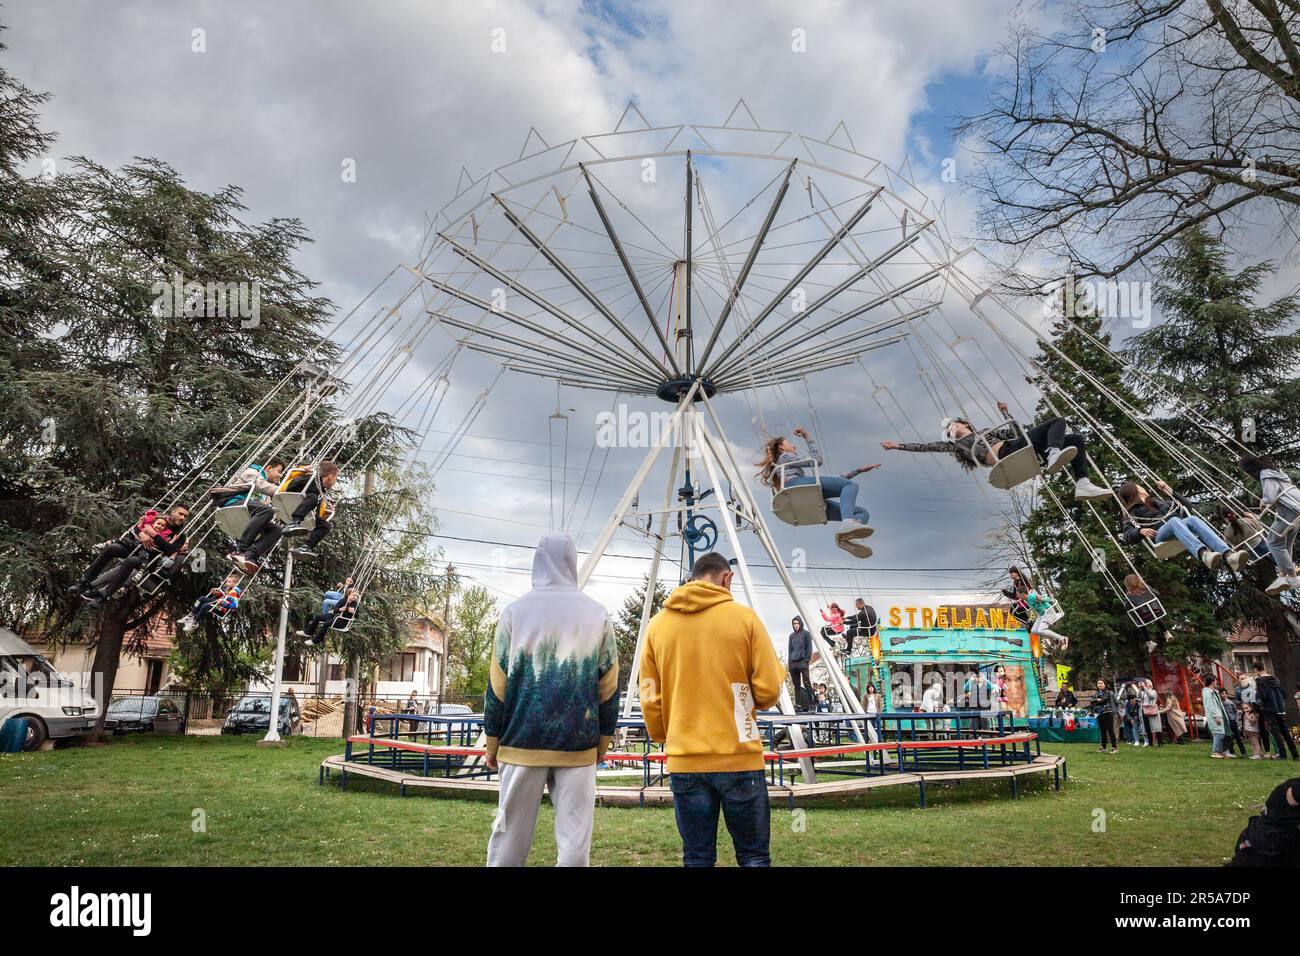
[1143,537,1186,560]
[136,568,169,596]
[331,611,357,632]
[271,491,316,531]
[772,484,828,526]
[1126,595,1167,628]
[988,445,1042,490]
[771,457,827,526]
[215,505,253,540]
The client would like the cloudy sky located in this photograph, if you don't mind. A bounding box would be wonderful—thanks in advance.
[11,0,1160,636]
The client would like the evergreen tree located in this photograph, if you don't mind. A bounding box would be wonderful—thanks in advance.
[1126,228,1300,722]
[612,575,667,692]
[1019,280,1221,680]
[446,585,497,697]
[0,48,439,727]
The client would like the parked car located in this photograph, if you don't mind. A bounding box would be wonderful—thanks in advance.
[0,628,99,750]
[422,701,474,716]
[221,695,301,737]
[103,696,183,735]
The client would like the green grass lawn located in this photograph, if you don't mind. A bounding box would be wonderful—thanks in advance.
[0,735,1290,866]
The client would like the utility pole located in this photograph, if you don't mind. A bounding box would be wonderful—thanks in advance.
[342,465,376,738]
[260,380,320,747]
[437,563,454,714]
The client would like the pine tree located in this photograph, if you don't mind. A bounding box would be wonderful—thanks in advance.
[0,50,439,726]
[612,575,668,692]
[1126,228,1300,722]
[1019,280,1221,680]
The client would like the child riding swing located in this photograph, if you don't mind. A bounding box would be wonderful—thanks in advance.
[755,426,882,557]
[880,403,1111,499]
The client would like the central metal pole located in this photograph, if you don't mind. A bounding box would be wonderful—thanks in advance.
[682,151,694,374]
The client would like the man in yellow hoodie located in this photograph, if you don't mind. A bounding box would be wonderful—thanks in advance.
[640,551,787,867]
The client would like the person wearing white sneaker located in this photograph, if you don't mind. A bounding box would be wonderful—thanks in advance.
[1118,480,1234,568]
[757,427,880,557]
[1025,586,1069,651]
[880,404,1107,497]
[1202,674,1232,758]
[1239,455,1300,598]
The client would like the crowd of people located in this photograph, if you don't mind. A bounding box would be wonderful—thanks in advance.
[1088,662,1298,762]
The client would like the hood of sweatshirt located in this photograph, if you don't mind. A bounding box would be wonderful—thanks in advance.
[531,533,578,590]
[664,579,734,613]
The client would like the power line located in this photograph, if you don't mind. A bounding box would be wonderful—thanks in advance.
[387,527,995,574]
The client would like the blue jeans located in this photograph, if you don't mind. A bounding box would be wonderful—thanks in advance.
[1211,732,1228,754]
[1127,712,1147,744]
[1156,515,1229,555]
[669,770,771,867]
[1265,514,1299,574]
[788,476,868,523]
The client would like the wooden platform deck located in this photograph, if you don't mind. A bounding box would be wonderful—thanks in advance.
[319,751,1067,808]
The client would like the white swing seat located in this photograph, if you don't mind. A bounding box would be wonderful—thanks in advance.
[1037,600,1064,627]
[271,491,316,531]
[137,568,169,596]
[771,457,828,527]
[1236,529,1273,566]
[773,484,828,526]
[1126,595,1167,627]
[215,505,253,540]
[988,445,1042,490]
[330,611,357,632]
[1143,537,1186,560]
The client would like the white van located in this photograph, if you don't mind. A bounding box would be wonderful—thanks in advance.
[0,628,100,750]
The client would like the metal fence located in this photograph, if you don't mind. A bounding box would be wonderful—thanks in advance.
[101,688,486,739]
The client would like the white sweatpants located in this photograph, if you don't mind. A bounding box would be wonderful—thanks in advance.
[486,763,597,867]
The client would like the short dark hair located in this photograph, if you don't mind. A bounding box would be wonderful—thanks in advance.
[319,460,340,478]
[690,552,732,581]
[1252,661,1265,672]
[1204,674,1217,687]
[266,456,287,470]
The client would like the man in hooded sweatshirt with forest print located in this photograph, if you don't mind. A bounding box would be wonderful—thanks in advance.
[484,533,619,866]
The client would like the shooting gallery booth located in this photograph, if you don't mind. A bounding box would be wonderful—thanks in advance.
[845,603,1051,723]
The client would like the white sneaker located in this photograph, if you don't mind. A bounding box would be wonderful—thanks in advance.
[835,520,873,541]
[1200,549,1223,571]
[178,614,197,632]
[1073,477,1111,500]
[1226,550,1248,573]
[837,538,874,559]
[1265,575,1289,597]
[1043,446,1077,475]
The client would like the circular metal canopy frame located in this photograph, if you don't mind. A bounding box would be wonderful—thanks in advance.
[414,100,966,403]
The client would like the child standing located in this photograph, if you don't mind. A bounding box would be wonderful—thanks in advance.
[1243,701,1264,759]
